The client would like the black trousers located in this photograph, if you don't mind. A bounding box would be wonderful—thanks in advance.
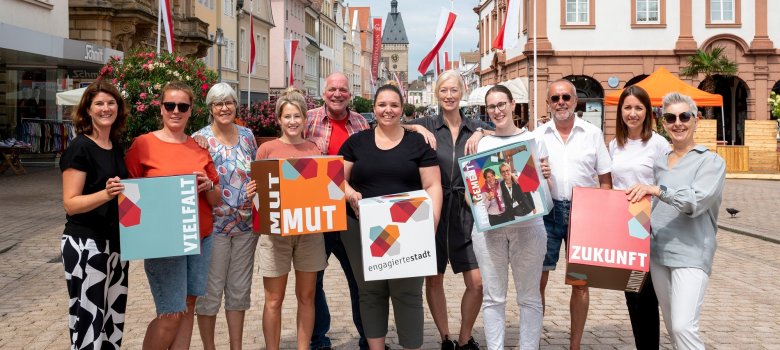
[625,271,660,349]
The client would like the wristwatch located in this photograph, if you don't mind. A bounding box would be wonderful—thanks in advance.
[658,185,667,198]
[208,180,215,192]
[475,127,484,134]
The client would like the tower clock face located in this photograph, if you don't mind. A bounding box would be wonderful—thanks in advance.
[391,54,399,62]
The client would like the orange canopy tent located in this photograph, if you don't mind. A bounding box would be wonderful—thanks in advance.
[604,67,723,107]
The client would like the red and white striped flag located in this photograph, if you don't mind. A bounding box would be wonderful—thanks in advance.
[159,0,174,53]
[393,72,405,100]
[445,51,451,71]
[285,39,299,86]
[248,1,256,75]
[492,0,521,50]
[417,8,457,75]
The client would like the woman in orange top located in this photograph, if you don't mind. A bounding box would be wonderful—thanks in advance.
[124,81,221,349]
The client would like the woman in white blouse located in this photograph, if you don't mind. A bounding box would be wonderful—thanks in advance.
[608,85,669,349]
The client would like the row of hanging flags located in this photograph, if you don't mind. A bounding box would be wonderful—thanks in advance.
[157,1,520,91]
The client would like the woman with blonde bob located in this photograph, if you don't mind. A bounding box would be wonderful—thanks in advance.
[406,69,490,350]
[246,87,327,350]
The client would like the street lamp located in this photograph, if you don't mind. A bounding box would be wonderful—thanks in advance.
[215,28,225,82]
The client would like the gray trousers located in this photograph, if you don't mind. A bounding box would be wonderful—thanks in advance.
[341,215,425,349]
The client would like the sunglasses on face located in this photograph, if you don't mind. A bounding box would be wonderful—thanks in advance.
[162,102,191,113]
[662,111,694,124]
[550,94,572,103]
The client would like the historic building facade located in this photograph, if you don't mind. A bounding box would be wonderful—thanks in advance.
[476,0,779,145]
[381,0,409,97]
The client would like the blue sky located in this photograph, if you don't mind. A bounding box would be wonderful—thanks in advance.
[347,0,480,81]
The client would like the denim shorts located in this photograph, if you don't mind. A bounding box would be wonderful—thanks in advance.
[145,234,213,314]
[542,200,571,271]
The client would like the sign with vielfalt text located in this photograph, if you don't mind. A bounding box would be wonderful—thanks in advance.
[118,175,201,261]
[458,140,551,232]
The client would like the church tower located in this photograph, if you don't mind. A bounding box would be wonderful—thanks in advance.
[381,0,409,97]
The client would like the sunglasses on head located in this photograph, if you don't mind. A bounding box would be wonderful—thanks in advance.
[662,111,694,124]
[550,94,572,103]
[162,102,191,113]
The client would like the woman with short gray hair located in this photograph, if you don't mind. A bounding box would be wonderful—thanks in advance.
[626,92,725,349]
[193,82,259,350]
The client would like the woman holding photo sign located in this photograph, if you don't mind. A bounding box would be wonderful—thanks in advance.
[338,83,442,350]
[626,92,725,349]
[125,81,220,349]
[245,87,326,350]
[470,85,551,350]
[60,79,129,349]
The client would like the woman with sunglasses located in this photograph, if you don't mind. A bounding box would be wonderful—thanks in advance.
[191,83,258,350]
[405,70,490,350]
[608,85,670,349]
[60,79,129,349]
[245,87,327,350]
[471,85,550,349]
[125,81,221,349]
[626,92,725,350]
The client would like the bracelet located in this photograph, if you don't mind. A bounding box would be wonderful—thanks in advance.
[207,180,215,192]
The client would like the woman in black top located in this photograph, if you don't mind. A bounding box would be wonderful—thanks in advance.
[339,84,443,350]
[59,79,129,349]
[406,70,490,349]
[498,163,536,218]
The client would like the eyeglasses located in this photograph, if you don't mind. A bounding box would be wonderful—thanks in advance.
[550,94,572,103]
[662,111,694,124]
[212,101,236,109]
[162,102,191,113]
[486,101,509,112]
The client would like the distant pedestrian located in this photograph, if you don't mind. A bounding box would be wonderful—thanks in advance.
[626,92,725,350]
[608,85,669,349]
[60,79,129,349]
[192,83,259,350]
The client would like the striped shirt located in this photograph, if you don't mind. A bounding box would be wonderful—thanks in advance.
[305,106,369,155]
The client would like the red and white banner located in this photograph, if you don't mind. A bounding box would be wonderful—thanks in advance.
[435,52,441,77]
[417,8,457,75]
[285,39,299,86]
[159,0,174,53]
[393,72,405,100]
[371,18,382,86]
[248,1,256,75]
[444,51,451,71]
[492,0,521,50]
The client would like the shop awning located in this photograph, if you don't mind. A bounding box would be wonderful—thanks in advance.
[56,87,86,106]
[498,77,529,104]
[467,85,494,106]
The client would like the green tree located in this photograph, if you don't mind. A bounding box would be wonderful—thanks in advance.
[351,96,373,113]
[680,47,737,118]
[416,105,428,114]
[403,103,415,117]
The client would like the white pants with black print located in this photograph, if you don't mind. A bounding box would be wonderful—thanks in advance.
[472,222,547,350]
[61,234,128,350]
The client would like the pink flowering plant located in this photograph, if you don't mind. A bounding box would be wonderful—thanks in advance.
[98,49,218,144]
[239,94,319,137]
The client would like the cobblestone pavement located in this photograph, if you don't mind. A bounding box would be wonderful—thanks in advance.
[0,169,778,349]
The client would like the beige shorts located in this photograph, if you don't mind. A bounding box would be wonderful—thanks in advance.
[195,232,259,315]
[258,233,327,277]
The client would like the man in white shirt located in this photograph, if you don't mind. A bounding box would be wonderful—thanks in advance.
[537,79,612,350]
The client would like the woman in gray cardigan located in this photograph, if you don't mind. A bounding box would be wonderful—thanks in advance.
[626,92,725,350]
